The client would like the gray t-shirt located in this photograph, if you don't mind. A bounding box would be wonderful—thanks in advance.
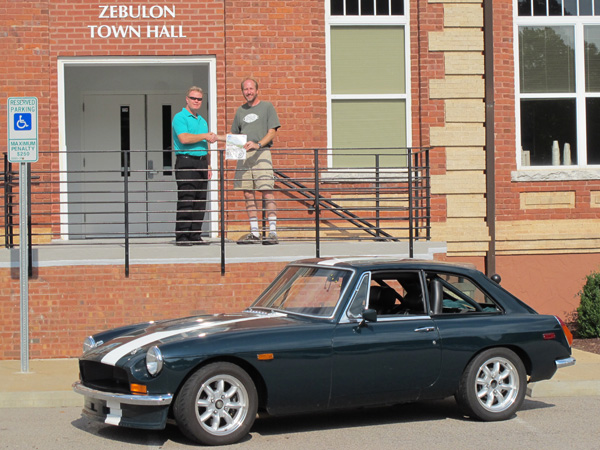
[231,101,281,146]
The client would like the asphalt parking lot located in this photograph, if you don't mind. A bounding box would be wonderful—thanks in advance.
[1,396,599,449]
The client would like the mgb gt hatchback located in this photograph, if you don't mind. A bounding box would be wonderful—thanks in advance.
[73,257,575,446]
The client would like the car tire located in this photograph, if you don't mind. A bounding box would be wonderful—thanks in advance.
[455,347,526,421]
[173,362,258,446]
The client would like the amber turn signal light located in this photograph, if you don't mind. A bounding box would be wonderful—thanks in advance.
[130,383,148,395]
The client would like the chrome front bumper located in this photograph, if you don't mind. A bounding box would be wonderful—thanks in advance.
[72,381,173,406]
[555,356,576,369]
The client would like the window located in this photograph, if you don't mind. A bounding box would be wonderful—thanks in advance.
[327,1,409,169]
[428,273,502,314]
[253,266,351,317]
[347,273,371,319]
[367,271,425,316]
[516,2,600,167]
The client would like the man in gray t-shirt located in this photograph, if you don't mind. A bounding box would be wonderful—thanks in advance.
[225,78,281,245]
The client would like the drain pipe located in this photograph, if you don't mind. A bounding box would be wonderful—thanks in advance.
[484,0,496,276]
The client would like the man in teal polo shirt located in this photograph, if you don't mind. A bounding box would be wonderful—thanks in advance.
[172,86,216,245]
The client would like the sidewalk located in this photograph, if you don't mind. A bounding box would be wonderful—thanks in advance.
[0,349,598,408]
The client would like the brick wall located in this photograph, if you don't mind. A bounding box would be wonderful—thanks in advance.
[0,261,288,359]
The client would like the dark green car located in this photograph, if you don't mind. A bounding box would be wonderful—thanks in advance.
[73,257,575,446]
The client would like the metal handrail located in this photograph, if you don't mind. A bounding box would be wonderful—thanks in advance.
[1,147,431,275]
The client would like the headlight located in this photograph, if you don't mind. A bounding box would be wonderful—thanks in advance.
[83,336,96,354]
[146,346,164,376]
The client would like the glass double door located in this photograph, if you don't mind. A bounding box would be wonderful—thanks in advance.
[80,93,182,238]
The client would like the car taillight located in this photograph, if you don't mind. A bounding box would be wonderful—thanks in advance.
[555,316,574,347]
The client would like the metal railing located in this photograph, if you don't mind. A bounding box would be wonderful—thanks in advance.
[2,147,430,274]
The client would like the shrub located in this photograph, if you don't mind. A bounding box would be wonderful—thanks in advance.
[577,271,600,338]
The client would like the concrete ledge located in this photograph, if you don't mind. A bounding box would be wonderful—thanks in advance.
[0,240,448,268]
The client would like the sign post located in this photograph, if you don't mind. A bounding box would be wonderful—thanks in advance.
[8,97,38,373]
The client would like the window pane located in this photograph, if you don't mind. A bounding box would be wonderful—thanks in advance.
[580,0,593,15]
[586,98,600,164]
[521,99,577,166]
[564,0,578,14]
[534,0,547,15]
[376,0,390,15]
[331,26,405,95]
[585,26,600,92]
[391,0,404,15]
[433,274,501,314]
[331,0,344,15]
[332,99,406,168]
[596,0,600,15]
[519,0,532,15]
[519,26,575,93]
[346,0,359,15]
[362,0,374,15]
[549,0,562,15]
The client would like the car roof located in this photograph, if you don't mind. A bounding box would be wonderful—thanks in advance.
[293,257,479,273]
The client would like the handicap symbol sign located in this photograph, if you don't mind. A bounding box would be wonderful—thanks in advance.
[14,113,32,131]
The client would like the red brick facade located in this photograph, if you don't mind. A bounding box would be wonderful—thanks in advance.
[2,1,599,359]
[0,262,288,359]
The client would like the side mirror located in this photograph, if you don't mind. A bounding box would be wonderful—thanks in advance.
[359,308,378,327]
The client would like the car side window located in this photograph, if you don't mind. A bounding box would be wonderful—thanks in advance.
[347,274,370,319]
[429,273,502,314]
[368,271,426,316]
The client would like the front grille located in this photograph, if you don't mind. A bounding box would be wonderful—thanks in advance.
[79,360,131,394]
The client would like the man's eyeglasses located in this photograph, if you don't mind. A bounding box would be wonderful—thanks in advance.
[188,96,203,102]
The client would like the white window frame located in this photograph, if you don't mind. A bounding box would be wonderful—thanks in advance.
[513,1,600,180]
[325,1,411,172]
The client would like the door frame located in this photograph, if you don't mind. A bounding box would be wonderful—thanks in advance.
[57,56,218,240]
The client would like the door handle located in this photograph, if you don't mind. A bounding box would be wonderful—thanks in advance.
[147,160,159,178]
[414,326,435,333]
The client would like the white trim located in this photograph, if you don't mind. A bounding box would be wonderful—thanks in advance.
[512,168,600,181]
[57,56,218,238]
[57,62,69,240]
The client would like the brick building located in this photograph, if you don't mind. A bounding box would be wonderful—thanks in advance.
[1,0,600,359]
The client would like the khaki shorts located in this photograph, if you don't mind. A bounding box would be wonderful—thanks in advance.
[234,148,274,190]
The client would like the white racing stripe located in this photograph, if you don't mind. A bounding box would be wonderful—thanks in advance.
[100,316,265,366]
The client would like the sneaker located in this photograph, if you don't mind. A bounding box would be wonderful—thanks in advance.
[262,231,279,245]
[237,232,261,244]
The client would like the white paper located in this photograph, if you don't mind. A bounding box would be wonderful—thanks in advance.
[226,134,247,160]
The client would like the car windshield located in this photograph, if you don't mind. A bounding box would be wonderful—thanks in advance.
[249,265,353,318]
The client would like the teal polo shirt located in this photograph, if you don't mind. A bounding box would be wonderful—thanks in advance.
[172,108,209,156]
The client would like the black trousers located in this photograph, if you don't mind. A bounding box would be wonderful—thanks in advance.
[175,154,208,240]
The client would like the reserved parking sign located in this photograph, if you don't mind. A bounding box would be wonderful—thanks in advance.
[8,97,38,163]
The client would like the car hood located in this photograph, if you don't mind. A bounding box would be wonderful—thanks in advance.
[84,311,295,366]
